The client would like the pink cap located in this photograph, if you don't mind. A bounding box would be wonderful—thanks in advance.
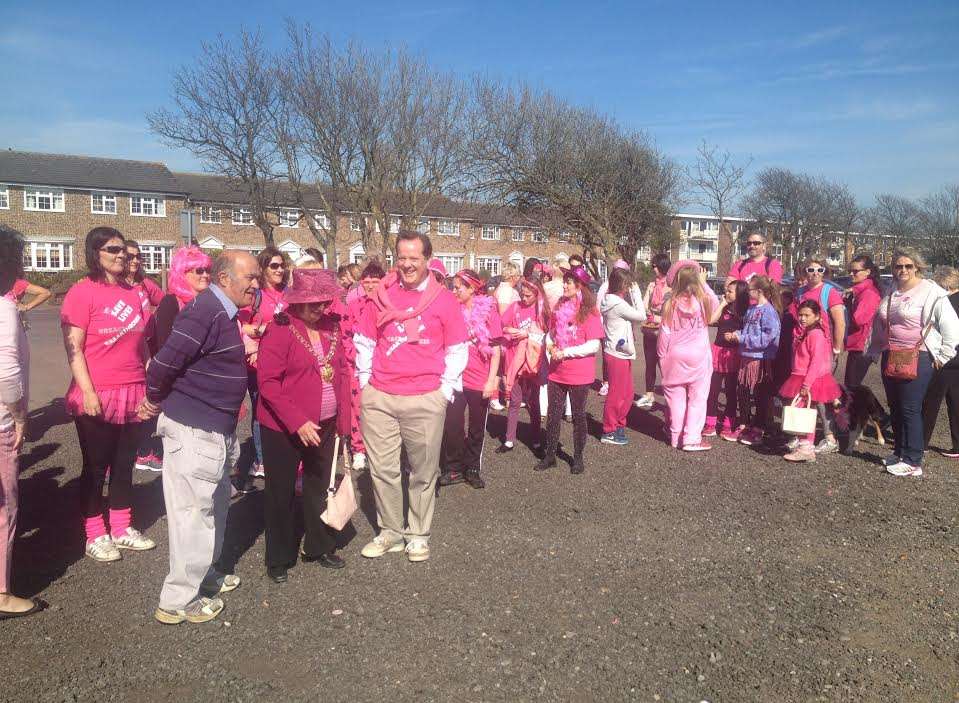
[613,259,630,271]
[665,259,700,286]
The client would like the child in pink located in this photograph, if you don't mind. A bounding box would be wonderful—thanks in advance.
[657,260,718,451]
[705,280,749,437]
[779,300,842,462]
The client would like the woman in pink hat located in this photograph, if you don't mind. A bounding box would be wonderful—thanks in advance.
[656,260,718,451]
[256,268,349,583]
[440,269,502,489]
[536,266,604,474]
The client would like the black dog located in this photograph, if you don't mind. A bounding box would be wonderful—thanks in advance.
[834,385,890,453]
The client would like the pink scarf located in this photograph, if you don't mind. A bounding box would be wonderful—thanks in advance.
[462,294,496,359]
[552,294,582,349]
[373,271,444,344]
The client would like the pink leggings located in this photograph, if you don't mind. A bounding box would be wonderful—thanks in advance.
[662,373,710,448]
[0,428,18,593]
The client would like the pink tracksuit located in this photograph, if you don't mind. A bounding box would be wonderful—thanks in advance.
[657,288,718,447]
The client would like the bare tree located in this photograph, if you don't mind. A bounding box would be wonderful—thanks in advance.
[743,167,812,271]
[468,80,682,274]
[687,140,752,272]
[870,193,922,249]
[149,31,283,245]
[918,184,959,265]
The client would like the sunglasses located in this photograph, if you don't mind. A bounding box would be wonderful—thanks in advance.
[806,267,825,274]
[127,252,143,260]
[848,268,865,274]
[268,262,286,270]
[100,245,125,255]
[191,267,211,276]
[746,241,764,246]
[894,263,915,270]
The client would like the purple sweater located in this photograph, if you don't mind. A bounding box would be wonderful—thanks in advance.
[739,302,781,360]
[146,286,247,435]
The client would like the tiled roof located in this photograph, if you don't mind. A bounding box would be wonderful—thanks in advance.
[0,150,186,194]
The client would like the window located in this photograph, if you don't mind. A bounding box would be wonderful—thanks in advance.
[690,241,714,255]
[511,228,525,242]
[699,220,707,232]
[130,194,165,217]
[23,241,74,271]
[279,209,300,228]
[679,220,688,232]
[314,213,330,229]
[438,220,459,236]
[232,208,253,225]
[439,255,464,275]
[91,192,117,215]
[24,187,64,212]
[200,206,221,224]
[0,185,9,209]
[390,217,401,234]
[558,231,572,242]
[476,256,501,275]
[730,222,740,233]
[532,230,548,243]
[481,225,500,241]
[418,218,431,234]
[350,216,363,232]
[139,245,171,273]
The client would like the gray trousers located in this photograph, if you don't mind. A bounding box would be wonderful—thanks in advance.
[157,413,239,611]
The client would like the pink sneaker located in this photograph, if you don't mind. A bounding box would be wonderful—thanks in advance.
[721,426,743,442]
[682,441,712,452]
[702,417,717,437]
[720,417,734,433]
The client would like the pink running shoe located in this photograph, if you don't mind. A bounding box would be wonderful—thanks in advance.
[703,416,717,437]
[721,426,743,442]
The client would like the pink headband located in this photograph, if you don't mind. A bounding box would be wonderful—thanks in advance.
[457,270,484,291]
[564,265,592,286]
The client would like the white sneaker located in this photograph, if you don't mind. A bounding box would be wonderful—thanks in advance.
[405,539,430,562]
[598,382,609,397]
[786,436,801,451]
[352,453,366,470]
[86,535,121,562]
[361,534,405,558]
[252,464,265,478]
[634,395,654,409]
[815,437,840,454]
[886,462,922,477]
[489,399,505,412]
[113,527,156,551]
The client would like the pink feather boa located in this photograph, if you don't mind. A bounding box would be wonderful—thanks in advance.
[462,294,496,359]
[552,294,583,349]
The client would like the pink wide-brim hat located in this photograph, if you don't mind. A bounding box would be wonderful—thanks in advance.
[428,258,448,278]
[283,268,341,305]
[665,259,700,286]
[613,259,630,271]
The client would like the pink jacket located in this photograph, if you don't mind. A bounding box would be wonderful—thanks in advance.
[656,288,718,385]
[845,279,881,352]
[792,327,833,390]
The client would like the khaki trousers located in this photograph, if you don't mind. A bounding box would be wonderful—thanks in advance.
[360,385,448,542]
[157,413,240,611]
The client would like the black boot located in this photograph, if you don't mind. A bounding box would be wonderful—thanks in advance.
[438,470,464,486]
[571,409,587,474]
[534,455,556,471]
[464,469,486,489]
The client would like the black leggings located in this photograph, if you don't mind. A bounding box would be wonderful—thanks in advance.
[442,388,490,475]
[706,370,738,422]
[75,416,143,518]
[261,421,339,570]
[844,350,874,388]
[641,329,658,394]
[543,381,589,463]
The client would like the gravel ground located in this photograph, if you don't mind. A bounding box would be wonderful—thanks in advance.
[2,308,957,703]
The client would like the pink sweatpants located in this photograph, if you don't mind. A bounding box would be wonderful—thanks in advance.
[602,354,634,434]
[0,428,18,593]
[662,373,710,448]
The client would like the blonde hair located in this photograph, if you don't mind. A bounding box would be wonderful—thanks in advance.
[933,265,959,292]
[662,264,713,326]
[502,262,521,279]
[749,274,782,315]
[892,247,927,274]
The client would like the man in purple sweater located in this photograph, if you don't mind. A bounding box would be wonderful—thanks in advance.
[140,251,260,625]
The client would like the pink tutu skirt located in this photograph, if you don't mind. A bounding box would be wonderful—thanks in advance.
[65,382,146,425]
[779,373,841,404]
[711,345,741,374]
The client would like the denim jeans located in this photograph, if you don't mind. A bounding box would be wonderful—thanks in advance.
[882,351,934,466]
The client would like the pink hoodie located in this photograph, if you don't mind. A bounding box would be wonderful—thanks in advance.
[656,287,719,386]
[792,326,833,390]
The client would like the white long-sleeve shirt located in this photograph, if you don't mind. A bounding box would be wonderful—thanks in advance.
[0,298,29,431]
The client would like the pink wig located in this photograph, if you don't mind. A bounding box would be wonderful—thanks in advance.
[168,246,212,306]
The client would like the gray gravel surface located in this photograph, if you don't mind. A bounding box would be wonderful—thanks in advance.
[2,308,957,702]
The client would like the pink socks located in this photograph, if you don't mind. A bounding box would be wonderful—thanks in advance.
[84,515,107,543]
[109,508,131,537]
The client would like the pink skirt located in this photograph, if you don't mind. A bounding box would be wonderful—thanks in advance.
[779,373,841,404]
[65,382,146,425]
[711,345,740,374]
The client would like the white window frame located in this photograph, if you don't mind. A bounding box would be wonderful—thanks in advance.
[130,193,166,217]
[139,245,171,273]
[532,230,548,243]
[278,209,300,228]
[314,213,331,229]
[511,228,525,242]
[437,254,465,276]
[476,256,501,276]
[350,216,363,232]
[390,217,401,234]
[417,217,431,234]
[481,225,501,241]
[438,220,459,236]
[558,231,572,242]
[232,208,253,226]
[200,206,222,224]
[22,241,74,272]
[24,187,65,212]
[0,185,9,209]
[90,191,117,215]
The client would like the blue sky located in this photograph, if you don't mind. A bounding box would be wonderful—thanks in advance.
[1,0,957,206]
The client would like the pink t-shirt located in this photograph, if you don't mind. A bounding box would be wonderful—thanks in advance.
[886,279,934,349]
[361,284,468,395]
[4,279,29,302]
[730,257,784,283]
[462,301,503,391]
[548,306,604,385]
[60,279,146,388]
[135,277,165,313]
[313,340,338,420]
[258,285,287,322]
[791,284,844,341]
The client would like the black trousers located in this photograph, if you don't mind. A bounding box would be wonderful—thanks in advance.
[442,388,489,475]
[74,416,143,518]
[844,350,874,388]
[641,329,658,394]
[543,381,589,463]
[706,370,738,422]
[261,421,338,570]
[923,366,959,451]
